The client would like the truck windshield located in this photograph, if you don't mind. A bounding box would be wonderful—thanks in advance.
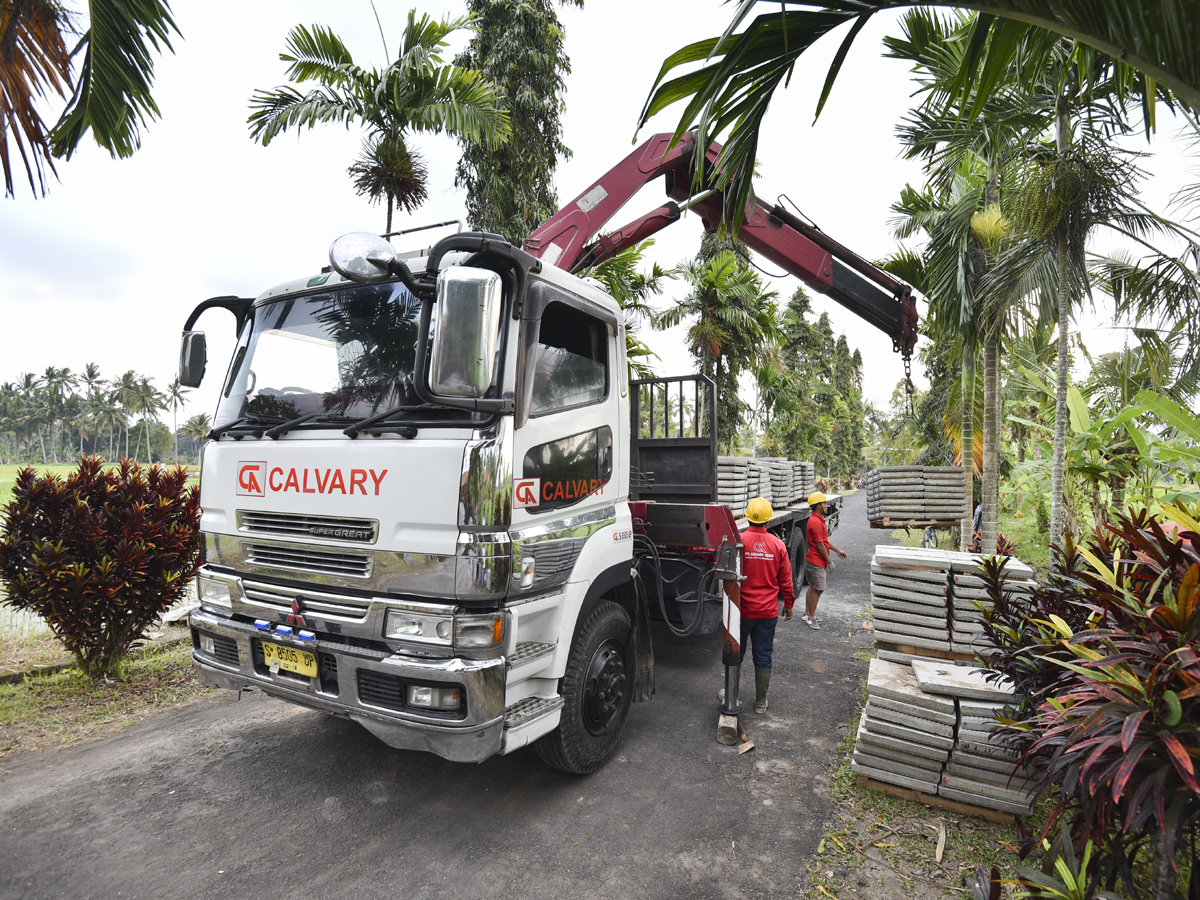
[213,282,484,430]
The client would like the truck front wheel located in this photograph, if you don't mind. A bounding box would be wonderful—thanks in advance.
[535,600,632,774]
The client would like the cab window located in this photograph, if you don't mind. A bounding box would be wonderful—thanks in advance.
[529,302,608,416]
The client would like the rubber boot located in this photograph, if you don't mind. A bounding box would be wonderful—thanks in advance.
[718,664,741,703]
[754,667,772,713]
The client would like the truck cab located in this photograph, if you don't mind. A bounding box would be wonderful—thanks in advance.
[185,232,640,773]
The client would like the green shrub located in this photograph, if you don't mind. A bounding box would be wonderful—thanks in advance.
[1036,496,1050,534]
[0,457,201,678]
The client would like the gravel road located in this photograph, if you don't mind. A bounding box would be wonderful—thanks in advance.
[0,492,891,900]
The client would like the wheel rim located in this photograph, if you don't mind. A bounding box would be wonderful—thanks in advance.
[582,639,627,736]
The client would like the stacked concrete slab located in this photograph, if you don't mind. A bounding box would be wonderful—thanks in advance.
[852,658,954,793]
[756,458,794,508]
[865,466,925,520]
[923,466,969,521]
[946,554,1037,656]
[912,660,1036,814]
[717,456,750,518]
[870,546,953,653]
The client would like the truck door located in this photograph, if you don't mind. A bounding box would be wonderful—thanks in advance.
[510,281,626,597]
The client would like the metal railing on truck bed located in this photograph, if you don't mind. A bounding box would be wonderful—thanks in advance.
[629,375,717,505]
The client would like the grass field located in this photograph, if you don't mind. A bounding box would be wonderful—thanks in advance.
[0,463,198,508]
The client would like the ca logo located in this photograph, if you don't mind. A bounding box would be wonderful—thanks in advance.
[513,478,540,509]
[237,461,267,497]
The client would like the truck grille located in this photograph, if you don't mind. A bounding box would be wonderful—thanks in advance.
[357,669,406,711]
[240,580,373,618]
[237,511,378,544]
[244,543,373,579]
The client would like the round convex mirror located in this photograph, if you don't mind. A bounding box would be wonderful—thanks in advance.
[328,232,397,283]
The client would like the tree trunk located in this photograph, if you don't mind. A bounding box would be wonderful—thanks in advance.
[982,333,1000,553]
[961,351,976,549]
[386,194,393,234]
[1150,838,1174,900]
[1049,98,1072,556]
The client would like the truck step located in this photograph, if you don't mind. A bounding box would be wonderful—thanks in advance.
[504,695,564,730]
[508,641,556,668]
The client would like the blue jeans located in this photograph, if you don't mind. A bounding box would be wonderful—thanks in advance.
[738,616,777,669]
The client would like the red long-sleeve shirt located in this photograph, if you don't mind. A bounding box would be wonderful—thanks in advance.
[739,525,795,619]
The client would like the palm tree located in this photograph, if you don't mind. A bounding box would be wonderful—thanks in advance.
[112,370,139,459]
[0,0,73,196]
[582,239,672,380]
[637,1,1190,233]
[181,412,210,463]
[655,249,781,452]
[248,11,511,232]
[91,393,125,462]
[3,1,180,196]
[164,377,188,462]
[131,376,165,462]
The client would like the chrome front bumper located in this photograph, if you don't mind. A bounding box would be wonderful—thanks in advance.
[189,608,506,763]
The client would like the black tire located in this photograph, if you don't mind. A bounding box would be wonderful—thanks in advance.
[535,600,632,774]
[788,524,807,593]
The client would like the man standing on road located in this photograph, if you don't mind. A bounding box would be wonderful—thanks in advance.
[802,492,847,630]
[721,496,795,713]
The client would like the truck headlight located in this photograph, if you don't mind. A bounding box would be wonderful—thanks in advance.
[384,608,454,645]
[455,613,505,649]
[197,574,233,610]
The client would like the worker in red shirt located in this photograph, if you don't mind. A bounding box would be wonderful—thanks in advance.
[802,492,847,630]
[727,496,795,713]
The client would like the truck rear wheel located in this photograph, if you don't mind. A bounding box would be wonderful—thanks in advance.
[535,600,632,774]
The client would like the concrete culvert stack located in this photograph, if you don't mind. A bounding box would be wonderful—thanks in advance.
[716,457,750,518]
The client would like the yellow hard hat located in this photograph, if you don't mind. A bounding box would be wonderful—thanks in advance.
[808,491,827,506]
[746,496,774,523]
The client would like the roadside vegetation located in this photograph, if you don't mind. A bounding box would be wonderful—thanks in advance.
[0,638,209,758]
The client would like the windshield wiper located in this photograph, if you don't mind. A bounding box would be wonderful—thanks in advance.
[207,413,286,440]
[265,413,358,439]
[343,406,427,438]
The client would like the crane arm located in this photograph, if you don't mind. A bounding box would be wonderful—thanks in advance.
[523,133,918,358]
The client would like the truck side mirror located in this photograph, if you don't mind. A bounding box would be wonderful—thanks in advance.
[179,331,207,387]
[429,266,503,399]
[329,232,397,283]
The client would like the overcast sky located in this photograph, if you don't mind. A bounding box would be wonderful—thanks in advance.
[2,0,1192,428]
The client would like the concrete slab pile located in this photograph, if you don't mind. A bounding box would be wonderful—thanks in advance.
[870,546,953,653]
[945,555,1037,656]
[864,465,968,525]
[853,658,1037,815]
[911,661,1036,814]
[852,658,953,793]
[717,456,750,518]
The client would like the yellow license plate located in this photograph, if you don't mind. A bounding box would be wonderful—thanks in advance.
[262,641,318,677]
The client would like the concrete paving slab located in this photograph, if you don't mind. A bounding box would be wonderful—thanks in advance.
[960,699,1011,717]
[960,714,1001,731]
[861,712,955,749]
[851,761,940,794]
[865,702,954,738]
[869,617,950,642]
[942,774,1035,806]
[853,750,944,782]
[868,694,957,727]
[859,716,950,761]
[870,573,947,595]
[871,564,949,584]
[937,784,1034,815]
[951,749,1034,776]
[871,585,949,606]
[855,721,945,770]
[956,738,1020,760]
[946,762,1037,791]
[872,598,950,618]
[867,659,957,713]
[911,661,1017,701]
[873,631,952,651]
[876,649,970,667]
